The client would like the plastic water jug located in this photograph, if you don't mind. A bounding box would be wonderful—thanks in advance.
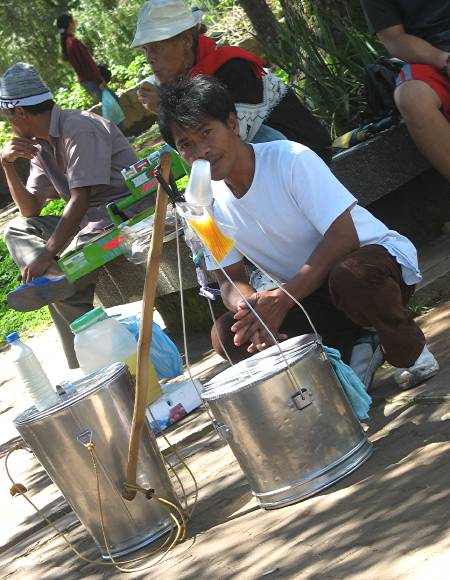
[70,307,162,403]
[7,332,58,412]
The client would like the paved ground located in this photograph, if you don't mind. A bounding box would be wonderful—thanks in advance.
[0,299,449,579]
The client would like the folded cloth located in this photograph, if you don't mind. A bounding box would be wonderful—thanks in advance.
[323,345,372,420]
[7,276,75,312]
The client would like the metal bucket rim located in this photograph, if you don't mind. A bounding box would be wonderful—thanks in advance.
[202,336,322,401]
[13,362,128,426]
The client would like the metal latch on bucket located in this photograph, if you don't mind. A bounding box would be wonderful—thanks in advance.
[292,388,314,410]
[76,428,93,447]
[213,421,231,441]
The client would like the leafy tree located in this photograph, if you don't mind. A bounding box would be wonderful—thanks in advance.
[236,0,381,133]
[0,0,76,89]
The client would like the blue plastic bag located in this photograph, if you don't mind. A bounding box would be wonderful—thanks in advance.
[101,89,125,126]
[119,316,183,379]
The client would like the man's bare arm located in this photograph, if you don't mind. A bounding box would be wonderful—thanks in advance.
[22,186,91,282]
[232,209,360,350]
[215,260,254,312]
[45,187,90,257]
[377,24,450,72]
[0,138,50,216]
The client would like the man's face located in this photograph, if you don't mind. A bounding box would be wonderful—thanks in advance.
[172,114,240,181]
[3,108,33,138]
[142,31,194,84]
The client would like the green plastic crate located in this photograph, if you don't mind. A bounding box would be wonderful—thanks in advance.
[58,146,188,282]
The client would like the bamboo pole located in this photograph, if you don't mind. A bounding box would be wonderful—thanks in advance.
[123,151,172,500]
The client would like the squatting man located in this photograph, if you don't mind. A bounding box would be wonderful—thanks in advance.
[157,74,439,390]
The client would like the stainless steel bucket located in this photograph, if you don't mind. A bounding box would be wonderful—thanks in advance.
[14,363,179,559]
[202,336,372,509]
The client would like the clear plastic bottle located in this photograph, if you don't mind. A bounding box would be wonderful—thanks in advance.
[70,307,162,403]
[7,332,58,412]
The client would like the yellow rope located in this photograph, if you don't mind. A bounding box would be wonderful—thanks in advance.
[4,444,186,573]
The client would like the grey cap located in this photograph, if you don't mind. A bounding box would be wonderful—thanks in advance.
[0,62,53,109]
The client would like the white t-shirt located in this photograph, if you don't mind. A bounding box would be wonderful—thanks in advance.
[204,141,421,286]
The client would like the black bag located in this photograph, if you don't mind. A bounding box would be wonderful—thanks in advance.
[98,63,112,84]
[363,58,404,120]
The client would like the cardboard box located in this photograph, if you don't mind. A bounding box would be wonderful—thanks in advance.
[58,147,188,282]
[145,378,203,434]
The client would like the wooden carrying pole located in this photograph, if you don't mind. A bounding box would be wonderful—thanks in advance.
[123,151,172,500]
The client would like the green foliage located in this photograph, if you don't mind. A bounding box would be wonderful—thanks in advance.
[54,84,95,110]
[0,0,75,91]
[0,1,147,95]
[40,199,66,217]
[0,121,11,148]
[268,2,382,135]
[108,55,152,93]
[73,0,144,72]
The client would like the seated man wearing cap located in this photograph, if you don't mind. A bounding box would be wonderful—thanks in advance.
[0,63,139,368]
[132,0,332,163]
[157,75,439,390]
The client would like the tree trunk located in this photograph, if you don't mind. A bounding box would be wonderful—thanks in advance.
[236,0,297,70]
[237,0,282,49]
[315,0,352,21]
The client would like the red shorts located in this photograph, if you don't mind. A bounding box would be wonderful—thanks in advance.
[396,63,450,120]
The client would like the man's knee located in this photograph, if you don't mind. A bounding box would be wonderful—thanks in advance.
[3,215,32,240]
[394,80,442,120]
[211,311,250,363]
[329,247,390,302]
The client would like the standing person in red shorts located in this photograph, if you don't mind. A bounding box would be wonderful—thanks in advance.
[361,1,450,182]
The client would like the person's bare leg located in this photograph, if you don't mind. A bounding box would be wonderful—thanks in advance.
[394,80,450,182]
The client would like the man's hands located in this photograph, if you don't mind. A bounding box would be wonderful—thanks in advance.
[1,137,38,165]
[137,82,160,114]
[231,288,293,353]
[22,249,54,283]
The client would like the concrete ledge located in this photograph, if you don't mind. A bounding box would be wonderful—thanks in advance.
[331,123,430,206]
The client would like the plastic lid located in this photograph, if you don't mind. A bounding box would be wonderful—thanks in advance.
[6,331,20,344]
[70,307,108,334]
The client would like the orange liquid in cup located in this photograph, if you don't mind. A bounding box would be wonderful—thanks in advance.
[188,215,234,262]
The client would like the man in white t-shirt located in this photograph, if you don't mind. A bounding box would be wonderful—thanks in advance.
[158,75,439,390]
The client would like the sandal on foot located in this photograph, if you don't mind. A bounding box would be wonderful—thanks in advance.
[7,276,75,312]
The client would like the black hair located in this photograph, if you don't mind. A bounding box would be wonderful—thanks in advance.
[158,75,237,149]
[56,13,73,61]
[11,100,55,116]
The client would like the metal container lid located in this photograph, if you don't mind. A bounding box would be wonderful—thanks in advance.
[202,334,319,401]
[14,362,128,426]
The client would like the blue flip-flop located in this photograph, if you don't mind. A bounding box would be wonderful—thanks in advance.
[7,276,75,312]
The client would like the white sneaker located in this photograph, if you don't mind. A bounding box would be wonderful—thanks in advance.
[350,333,384,390]
[393,346,439,390]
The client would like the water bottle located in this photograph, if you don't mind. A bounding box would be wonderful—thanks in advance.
[70,307,162,403]
[7,332,58,412]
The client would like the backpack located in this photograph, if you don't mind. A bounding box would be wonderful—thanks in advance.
[363,58,404,120]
